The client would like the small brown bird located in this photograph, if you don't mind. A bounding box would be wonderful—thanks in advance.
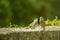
[27,16,45,30]
[39,16,45,30]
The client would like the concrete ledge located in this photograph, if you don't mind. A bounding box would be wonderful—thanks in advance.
[0,26,60,34]
[0,26,60,40]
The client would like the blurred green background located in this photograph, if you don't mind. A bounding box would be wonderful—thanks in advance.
[0,0,60,27]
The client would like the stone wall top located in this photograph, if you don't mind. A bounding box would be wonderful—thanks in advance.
[0,26,60,34]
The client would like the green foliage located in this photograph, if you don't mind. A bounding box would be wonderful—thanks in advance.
[5,22,19,28]
[45,16,60,26]
[6,16,60,28]
[0,0,60,27]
